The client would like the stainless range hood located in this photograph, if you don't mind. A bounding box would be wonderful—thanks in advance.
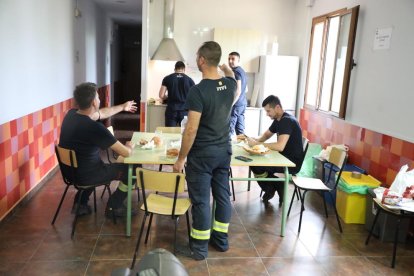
[152,0,184,61]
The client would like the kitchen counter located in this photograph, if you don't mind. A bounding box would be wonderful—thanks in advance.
[146,104,263,136]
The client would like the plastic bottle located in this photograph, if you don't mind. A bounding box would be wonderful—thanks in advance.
[181,116,188,134]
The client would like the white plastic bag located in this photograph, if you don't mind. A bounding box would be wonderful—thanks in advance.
[389,165,414,196]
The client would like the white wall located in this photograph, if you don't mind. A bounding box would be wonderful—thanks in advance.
[307,0,414,142]
[0,0,113,125]
[77,0,112,87]
[0,0,75,125]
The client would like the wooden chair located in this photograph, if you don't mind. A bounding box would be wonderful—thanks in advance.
[131,168,191,269]
[288,146,347,234]
[365,198,414,268]
[53,145,116,238]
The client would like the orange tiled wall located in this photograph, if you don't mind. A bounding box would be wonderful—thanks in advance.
[300,108,414,187]
[0,84,110,220]
[0,99,73,219]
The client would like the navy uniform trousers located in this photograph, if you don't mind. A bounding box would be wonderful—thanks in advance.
[185,144,232,258]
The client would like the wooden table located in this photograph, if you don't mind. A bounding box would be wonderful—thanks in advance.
[123,132,295,237]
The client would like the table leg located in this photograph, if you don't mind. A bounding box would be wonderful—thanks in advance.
[126,164,133,237]
[280,167,289,237]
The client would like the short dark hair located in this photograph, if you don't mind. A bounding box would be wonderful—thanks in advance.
[197,41,221,67]
[229,51,240,58]
[74,82,97,110]
[262,95,282,109]
[175,61,185,70]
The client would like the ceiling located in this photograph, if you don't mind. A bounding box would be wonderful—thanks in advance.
[93,0,142,25]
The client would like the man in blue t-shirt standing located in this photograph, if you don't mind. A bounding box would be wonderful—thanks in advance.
[173,41,236,260]
[159,61,195,126]
[228,51,247,135]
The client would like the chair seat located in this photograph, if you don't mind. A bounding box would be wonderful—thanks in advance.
[141,194,191,215]
[292,176,331,191]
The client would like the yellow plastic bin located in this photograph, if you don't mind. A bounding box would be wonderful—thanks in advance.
[336,172,381,224]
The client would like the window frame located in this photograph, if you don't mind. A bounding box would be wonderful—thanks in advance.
[303,6,359,119]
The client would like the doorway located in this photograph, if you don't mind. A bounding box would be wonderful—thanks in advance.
[112,25,142,140]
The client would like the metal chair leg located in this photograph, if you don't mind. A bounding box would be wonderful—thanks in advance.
[145,213,154,244]
[328,192,342,233]
[100,185,109,199]
[93,188,97,212]
[131,213,148,269]
[71,190,84,239]
[174,217,179,255]
[247,168,251,191]
[186,212,190,241]
[298,190,307,233]
[322,192,328,218]
[365,207,381,245]
[287,186,297,217]
[229,167,235,201]
[391,218,401,268]
[51,185,70,225]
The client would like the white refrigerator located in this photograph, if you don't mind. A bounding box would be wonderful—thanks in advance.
[252,55,300,134]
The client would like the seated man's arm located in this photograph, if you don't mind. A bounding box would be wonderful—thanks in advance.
[265,134,289,152]
[91,101,137,121]
[110,141,133,158]
[247,130,289,152]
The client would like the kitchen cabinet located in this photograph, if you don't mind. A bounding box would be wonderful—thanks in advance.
[213,28,262,73]
[146,104,166,132]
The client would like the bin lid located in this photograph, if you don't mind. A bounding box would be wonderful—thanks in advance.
[340,172,381,187]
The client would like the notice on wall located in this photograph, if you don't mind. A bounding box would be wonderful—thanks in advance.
[373,27,393,50]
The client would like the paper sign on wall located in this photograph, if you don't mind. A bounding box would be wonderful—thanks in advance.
[374,27,392,50]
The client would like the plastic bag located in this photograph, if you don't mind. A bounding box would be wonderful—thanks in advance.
[389,164,414,196]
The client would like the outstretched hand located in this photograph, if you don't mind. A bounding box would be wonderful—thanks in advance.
[246,136,259,147]
[123,101,138,113]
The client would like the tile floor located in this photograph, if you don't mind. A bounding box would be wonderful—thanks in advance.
[1,165,413,276]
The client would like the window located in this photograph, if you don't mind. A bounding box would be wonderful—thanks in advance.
[304,6,359,119]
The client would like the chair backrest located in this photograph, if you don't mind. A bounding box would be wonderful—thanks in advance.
[136,168,186,193]
[328,147,347,168]
[155,126,181,134]
[106,126,116,163]
[55,145,78,185]
[325,147,348,188]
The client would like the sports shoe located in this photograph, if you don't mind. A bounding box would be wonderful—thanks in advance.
[105,205,138,218]
[71,204,92,216]
[176,245,205,261]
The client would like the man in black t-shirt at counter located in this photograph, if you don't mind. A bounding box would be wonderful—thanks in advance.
[159,61,195,126]
[246,95,304,207]
[59,82,137,217]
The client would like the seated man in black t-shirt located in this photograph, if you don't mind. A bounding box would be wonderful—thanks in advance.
[246,95,304,207]
[59,82,137,216]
